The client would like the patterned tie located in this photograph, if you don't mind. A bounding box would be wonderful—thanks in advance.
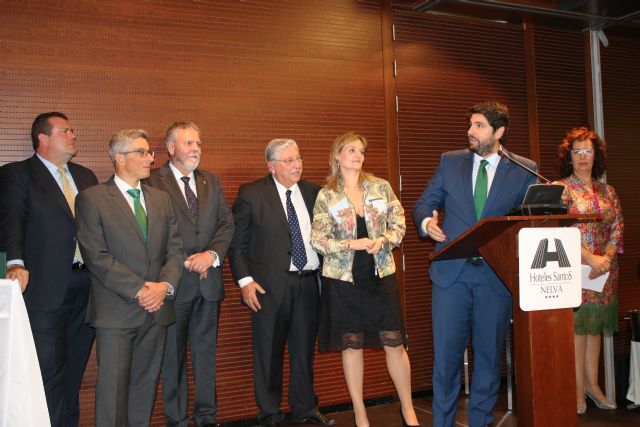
[57,167,82,263]
[180,176,199,223]
[285,190,308,270]
[473,159,489,220]
[126,188,148,241]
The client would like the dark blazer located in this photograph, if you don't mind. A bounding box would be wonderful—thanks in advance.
[413,149,537,294]
[228,175,320,313]
[147,162,234,302]
[0,155,98,311]
[75,177,185,328]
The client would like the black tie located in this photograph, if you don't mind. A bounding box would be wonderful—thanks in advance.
[286,190,307,270]
[181,176,199,223]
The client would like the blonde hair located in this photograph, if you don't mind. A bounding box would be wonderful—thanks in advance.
[326,132,374,190]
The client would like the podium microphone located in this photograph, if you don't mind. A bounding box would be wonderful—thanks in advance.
[497,145,551,183]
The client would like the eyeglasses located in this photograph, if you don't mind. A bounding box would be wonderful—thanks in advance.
[273,155,304,166]
[121,150,155,159]
[571,148,594,156]
[53,127,75,136]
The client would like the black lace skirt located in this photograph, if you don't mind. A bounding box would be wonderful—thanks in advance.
[318,216,407,352]
[318,273,407,352]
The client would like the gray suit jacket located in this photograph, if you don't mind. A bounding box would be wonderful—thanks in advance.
[147,162,234,302]
[76,176,185,328]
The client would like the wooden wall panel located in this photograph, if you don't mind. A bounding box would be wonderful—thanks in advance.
[392,10,530,392]
[3,1,640,424]
[531,26,589,182]
[0,1,396,425]
[600,35,640,354]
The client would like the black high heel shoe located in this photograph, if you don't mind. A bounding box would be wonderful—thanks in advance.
[400,408,420,427]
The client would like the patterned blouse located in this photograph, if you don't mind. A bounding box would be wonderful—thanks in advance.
[558,174,624,306]
[311,176,405,283]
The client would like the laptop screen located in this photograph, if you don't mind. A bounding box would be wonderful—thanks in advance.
[521,183,565,205]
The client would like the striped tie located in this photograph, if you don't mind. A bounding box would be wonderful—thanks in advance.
[57,167,83,263]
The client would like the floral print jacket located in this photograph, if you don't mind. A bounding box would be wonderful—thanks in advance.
[559,174,624,305]
[311,176,405,283]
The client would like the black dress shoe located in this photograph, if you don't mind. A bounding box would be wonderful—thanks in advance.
[295,410,336,426]
[258,416,280,426]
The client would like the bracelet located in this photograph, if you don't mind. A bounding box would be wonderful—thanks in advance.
[346,240,351,250]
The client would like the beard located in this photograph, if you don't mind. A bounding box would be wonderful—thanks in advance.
[469,135,498,157]
[176,155,200,172]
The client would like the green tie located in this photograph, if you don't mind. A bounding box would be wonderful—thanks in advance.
[126,188,147,241]
[473,159,489,220]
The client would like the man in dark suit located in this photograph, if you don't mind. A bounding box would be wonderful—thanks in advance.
[228,139,334,427]
[413,102,537,427]
[0,112,98,427]
[147,122,234,427]
[75,129,184,427]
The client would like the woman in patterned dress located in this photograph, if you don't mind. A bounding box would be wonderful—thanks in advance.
[556,127,624,414]
[311,132,419,427]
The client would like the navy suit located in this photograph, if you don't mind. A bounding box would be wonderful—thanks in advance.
[413,149,536,427]
[0,155,98,427]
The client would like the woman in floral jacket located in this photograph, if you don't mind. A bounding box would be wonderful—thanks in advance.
[556,127,623,415]
[311,132,419,427]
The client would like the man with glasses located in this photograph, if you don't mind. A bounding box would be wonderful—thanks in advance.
[75,129,184,427]
[147,122,234,427]
[229,139,334,427]
[0,112,98,427]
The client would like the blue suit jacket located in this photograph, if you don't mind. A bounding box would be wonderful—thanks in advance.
[413,149,537,295]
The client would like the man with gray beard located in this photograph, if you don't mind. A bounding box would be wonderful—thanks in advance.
[147,122,234,427]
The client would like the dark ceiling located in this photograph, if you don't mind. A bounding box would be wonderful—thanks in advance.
[392,0,640,37]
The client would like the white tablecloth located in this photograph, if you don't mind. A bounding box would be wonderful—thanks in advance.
[628,341,640,405]
[0,279,50,427]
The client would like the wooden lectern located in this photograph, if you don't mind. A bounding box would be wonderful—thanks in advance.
[430,214,597,427]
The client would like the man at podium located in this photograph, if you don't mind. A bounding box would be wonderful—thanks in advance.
[413,101,537,427]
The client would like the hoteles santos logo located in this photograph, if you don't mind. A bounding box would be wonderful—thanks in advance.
[528,237,574,287]
[530,238,571,269]
[518,228,581,311]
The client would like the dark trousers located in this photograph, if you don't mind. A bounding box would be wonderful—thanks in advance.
[95,314,166,427]
[28,269,94,427]
[162,293,221,427]
[252,273,320,422]
[431,263,512,427]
